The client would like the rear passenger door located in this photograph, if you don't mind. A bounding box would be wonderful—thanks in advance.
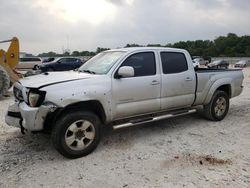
[56,58,68,71]
[73,58,83,68]
[160,52,196,110]
[112,52,161,119]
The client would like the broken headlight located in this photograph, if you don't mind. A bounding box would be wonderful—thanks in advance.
[28,89,46,107]
[13,86,23,101]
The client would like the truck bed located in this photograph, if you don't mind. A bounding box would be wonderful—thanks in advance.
[193,67,243,106]
[195,67,242,73]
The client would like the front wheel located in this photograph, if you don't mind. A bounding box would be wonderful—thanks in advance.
[52,111,101,159]
[203,90,229,121]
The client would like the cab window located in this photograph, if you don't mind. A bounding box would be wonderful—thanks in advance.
[119,52,156,77]
[160,52,188,74]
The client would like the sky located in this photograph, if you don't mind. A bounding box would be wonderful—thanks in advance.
[0,0,250,55]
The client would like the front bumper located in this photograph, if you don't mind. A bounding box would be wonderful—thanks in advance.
[5,104,22,129]
[5,102,57,131]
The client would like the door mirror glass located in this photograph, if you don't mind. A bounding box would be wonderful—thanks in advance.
[117,66,134,78]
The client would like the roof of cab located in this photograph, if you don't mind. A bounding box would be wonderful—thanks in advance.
[107,47,187,53]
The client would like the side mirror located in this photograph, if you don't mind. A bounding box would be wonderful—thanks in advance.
[117,66,134,78]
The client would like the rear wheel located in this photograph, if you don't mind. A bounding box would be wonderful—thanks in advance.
[0,65,10,98]
[203,90,229,121]
[52,111,101,159]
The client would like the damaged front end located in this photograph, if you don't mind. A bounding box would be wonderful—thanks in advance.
[5,83,57,133]
[5,102,57,133]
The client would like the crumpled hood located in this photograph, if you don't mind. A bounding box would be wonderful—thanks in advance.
[19,71,93,88]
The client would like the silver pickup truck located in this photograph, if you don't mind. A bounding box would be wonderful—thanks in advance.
[5,47,244,158]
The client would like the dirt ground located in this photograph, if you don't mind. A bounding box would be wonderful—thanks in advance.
[0,68,250,188]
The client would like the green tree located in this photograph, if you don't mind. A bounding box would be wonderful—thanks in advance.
[63,51,70,56]
[124,44,142,48]
[37,33,250,58]
[147,44,162,47]
[72,51,80,56]
[38,51,58,57]
[96,47,110,53]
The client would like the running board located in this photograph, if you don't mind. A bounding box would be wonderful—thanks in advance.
[113,109,196,130]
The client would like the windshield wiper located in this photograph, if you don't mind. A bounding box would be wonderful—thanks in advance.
[79,69,96,74]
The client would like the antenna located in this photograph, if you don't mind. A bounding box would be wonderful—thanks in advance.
[62,45,65,54]
[67,35,69,50]
[65,35,70,54]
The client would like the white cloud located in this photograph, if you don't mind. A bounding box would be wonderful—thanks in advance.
[34,0,117,24]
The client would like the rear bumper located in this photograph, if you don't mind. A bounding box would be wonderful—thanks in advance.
[5,102,57,131]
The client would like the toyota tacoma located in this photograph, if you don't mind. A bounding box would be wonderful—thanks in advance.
[5,47,244,158]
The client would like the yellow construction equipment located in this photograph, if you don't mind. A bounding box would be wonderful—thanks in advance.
[0,37,22,97]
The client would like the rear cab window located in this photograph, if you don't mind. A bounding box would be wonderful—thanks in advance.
[160,52,188,74]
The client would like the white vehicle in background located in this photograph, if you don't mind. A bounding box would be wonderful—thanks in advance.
[193,60,200,68]
[16,57,42,71]
[234,60,250,68]
[193,57,206,66]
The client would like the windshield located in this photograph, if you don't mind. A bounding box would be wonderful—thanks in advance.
[78,51,126,74]
[51,57,61,62]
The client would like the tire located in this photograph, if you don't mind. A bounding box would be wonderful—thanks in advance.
[51,111,101,159]
[47,68,54,72]
[0,65,10,98]
[33,65,39,70]
[203,90,229,121]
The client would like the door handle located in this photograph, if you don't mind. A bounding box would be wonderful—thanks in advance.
[151,80,160,85]
[185,77,192,81]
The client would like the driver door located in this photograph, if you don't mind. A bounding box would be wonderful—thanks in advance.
[111,52,161,120]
